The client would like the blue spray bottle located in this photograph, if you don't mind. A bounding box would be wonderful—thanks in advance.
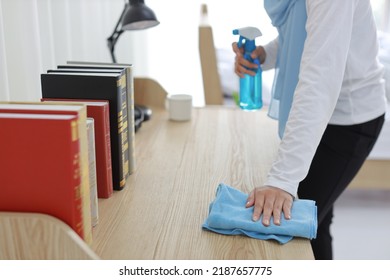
[233,27,263,111]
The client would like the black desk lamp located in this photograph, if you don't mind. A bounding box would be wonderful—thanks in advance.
[107,0,159,131]
[107,0,159,63]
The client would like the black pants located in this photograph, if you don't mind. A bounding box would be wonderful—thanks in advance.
[298,114,385,260]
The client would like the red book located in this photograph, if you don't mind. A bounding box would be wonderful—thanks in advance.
[0,113,84,239]
[0,102,92,244]
[42,99,113,198]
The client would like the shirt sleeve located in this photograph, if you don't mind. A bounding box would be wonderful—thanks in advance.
[265,0,357,197]
[262,37,279,71]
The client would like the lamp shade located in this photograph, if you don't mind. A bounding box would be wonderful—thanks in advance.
[122,0,160,30]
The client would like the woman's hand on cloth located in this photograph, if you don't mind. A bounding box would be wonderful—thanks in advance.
[246,186,294,226]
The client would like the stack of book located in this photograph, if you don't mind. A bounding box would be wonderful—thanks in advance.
[41,62,136,191]
[0,62,136,244]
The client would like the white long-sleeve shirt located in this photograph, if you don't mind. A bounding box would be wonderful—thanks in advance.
[262,0,387,197]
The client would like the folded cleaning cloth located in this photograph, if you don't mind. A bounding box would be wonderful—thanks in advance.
[202,183,317,244]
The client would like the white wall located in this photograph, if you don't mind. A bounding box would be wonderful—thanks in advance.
[0,0,121,101]
[1,0,389,106]
[0,0,281,107]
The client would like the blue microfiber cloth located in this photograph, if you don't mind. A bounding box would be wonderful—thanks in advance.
[202,183,317,244]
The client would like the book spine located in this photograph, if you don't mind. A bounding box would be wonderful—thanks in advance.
[126,68,136,175]
[77,109,93,244]
[117,74,129,189]
[70,119,85,239]
[103,105,114,197]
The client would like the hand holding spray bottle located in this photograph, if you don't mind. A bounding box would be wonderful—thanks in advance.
[233,27,263,111]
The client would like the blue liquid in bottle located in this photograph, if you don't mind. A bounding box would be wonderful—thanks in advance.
[240,66,262,111]
[233,27,263,111]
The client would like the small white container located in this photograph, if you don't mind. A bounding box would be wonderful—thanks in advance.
[167,94,192,121]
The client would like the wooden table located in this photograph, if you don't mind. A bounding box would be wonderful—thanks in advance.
[92,106,314,259]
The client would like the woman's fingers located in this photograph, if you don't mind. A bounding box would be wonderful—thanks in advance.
[247,186,294,226]
[253,194,265,222]
[272,196,285,225]
[246,189,255,207]
[232,42,258,77]
[261,194,274,226]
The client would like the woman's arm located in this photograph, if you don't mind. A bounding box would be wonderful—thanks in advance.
[249,0,357,226]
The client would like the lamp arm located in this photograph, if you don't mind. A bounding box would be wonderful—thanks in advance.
[107,3,128,63]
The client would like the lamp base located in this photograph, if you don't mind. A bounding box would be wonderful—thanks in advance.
[134,104,152,132]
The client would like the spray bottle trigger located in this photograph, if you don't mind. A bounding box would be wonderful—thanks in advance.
[237,36,245,49]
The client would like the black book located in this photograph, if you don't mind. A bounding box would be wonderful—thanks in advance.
[58,62,136,176]
[41,71,129,191]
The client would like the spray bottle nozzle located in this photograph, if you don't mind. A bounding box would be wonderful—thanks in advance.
[233,27,262,40]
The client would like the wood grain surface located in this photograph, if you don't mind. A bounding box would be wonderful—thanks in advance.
[0,212,99,260]
[92,106,314,260]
